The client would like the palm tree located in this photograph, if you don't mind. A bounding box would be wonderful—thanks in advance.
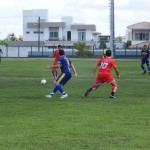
[73,42,90,56]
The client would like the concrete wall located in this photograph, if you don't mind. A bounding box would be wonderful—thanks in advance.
[23,9,49,41]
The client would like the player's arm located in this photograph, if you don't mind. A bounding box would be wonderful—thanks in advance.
[91,64,99,78]
[46,64,60,69]
[70,63,78,78]
[112,60,120,79]
[114,66,120,79]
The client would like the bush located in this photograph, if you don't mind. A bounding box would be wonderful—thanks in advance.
[84,51,93,57]
[75,51,82,56]
[73,42,90,57]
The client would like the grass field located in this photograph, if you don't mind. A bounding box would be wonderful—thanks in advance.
[0,58,150,150]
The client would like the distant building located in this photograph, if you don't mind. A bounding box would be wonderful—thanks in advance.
[23,9,100,47]
[126,22,150,48]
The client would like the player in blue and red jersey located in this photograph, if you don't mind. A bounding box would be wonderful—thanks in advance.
[141,45,150,74]
[46,49,78,99]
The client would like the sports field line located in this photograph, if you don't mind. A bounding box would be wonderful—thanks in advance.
[0,76,148,81]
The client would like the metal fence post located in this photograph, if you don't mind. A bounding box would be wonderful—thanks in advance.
[136,45,138,57]
[92,44,95,56]
[18,45,20,58]
[42,46,43,56]
[31,46,32,57]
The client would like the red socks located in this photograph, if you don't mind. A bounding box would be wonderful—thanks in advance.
[112,85,117,92]
[52,69,58,79]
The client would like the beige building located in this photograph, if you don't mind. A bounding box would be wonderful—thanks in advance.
[126,22,150,48]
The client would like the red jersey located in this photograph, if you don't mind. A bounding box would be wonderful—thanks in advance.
[53,49,60,65]
[97,57,117,75]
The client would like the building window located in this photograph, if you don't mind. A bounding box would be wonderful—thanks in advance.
[34,31,38,34]
[143,33,149,40]
[135,33,149,41]
[78,31,86,41]
[67,31,71,41]
[49,32,59,39]
[26,31,30,34]
[33,31,44,34]
[135,33,141,40]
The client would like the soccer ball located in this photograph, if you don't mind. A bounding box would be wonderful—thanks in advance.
[41,79,47,85]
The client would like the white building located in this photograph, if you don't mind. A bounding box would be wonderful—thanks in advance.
[23,9,99,45]
[126,22,150,48]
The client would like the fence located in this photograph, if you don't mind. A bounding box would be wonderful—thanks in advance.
[0,45,142,59]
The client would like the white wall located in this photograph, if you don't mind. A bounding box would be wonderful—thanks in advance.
[126,29,132,41]
[61,16,73,40]
[86,30,93,41]
[23,9,49,41]
[59,27,63,40]
[71,30,78,41]
[44,28,49,41]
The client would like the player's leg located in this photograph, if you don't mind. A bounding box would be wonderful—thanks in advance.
[85,84,101,97]
[109,80,117,99]
[58,73,72,99]
[141,59,146,74]
[85,75,103,97]
[146,60,150,74]
[52,68,58,79]
[46,73,72,98]
[46,73,65,98]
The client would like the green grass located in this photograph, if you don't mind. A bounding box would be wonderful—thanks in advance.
[0,58,150,150]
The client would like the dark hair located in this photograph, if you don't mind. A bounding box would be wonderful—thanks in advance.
[59,49,65,56]
[58,45,62,48]
[106,50,112,57]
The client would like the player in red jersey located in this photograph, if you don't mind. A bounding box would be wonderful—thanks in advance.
[52,45,62,79]
[85,50,120,99]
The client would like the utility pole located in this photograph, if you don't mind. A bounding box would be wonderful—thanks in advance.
[110,0,115,58]
[38,17,40,52]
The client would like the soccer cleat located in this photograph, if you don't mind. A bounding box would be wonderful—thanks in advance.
[143,70,146,75]
[60,94,68,99]
[85,88,92,97]
[110,95,116,99]
[46,94,53,98]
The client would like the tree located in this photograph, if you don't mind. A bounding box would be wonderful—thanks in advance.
[99,36,108,49]
[124,40,132,49]
[0,38,8,46]
[73,42,92,57]
[8,33,18,41]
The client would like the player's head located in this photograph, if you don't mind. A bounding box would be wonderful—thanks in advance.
[58,45,62,50]
[59,49,65,56]
[106,49,112,57]
[143,45,147,50]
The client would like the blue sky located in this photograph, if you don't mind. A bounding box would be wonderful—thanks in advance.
[0,0,149,39]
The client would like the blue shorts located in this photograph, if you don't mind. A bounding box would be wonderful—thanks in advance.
[141,59,149,65]
[56,73,72,86]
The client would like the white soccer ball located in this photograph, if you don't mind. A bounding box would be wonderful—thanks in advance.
[41,79,47,85]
